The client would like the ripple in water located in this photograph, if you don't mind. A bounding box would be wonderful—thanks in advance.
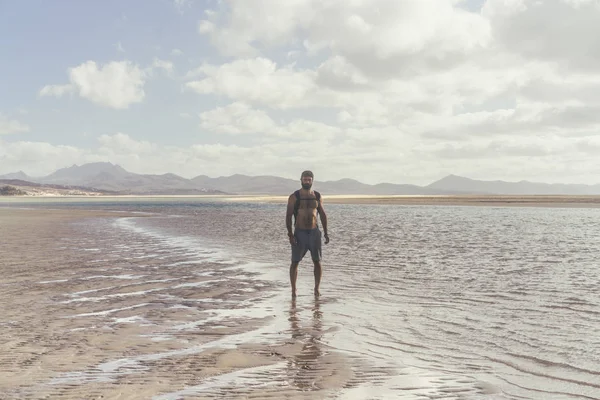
[13,200,600,399]
[128,202,600,399]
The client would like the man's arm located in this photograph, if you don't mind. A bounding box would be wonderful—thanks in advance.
[286,194,295,238]
[317,197,329,243]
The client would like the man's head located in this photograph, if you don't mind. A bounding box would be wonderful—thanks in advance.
[300,170,313,190]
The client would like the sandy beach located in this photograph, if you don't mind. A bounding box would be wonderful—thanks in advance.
[0,208,355,399]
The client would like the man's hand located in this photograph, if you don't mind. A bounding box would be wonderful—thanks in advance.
[288,232,297,246]
[324,234,330,244]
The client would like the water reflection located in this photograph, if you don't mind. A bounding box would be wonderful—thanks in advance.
[286,298,324,390]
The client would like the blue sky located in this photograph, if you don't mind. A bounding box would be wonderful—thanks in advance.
[1,0,600,184]
[1,0,221,147]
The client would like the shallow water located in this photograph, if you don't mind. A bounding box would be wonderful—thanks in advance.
[4,199,600,399]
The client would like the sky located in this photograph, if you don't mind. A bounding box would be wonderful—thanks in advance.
[1,0,600,185]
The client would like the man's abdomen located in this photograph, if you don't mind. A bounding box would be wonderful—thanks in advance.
[295,210,318,229]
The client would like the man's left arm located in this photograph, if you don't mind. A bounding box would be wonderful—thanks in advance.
[318,197,329,244]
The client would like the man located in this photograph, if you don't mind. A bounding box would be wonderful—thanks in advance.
[286,170,329,298]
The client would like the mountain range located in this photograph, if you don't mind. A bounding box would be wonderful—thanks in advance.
[1,162,599,195]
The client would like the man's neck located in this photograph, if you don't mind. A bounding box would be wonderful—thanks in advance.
[300,188,313,195]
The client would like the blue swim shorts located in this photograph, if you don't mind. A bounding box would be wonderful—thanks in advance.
[291,228,322,262]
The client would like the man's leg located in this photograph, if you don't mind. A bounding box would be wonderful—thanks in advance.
[290,261,299,298]
[312,260,321,297]
[290,230,307,298]
[311,229,323,297]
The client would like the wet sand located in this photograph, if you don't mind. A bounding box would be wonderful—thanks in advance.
[0,208,355,399]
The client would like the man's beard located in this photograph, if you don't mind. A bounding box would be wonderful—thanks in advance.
[302,183,312,190]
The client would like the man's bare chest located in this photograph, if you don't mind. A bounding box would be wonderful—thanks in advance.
[298,197,319,211]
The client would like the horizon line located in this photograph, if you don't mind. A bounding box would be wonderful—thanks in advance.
[1,162,599,187]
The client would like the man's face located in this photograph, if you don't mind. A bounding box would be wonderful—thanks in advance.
[301,176,313,190]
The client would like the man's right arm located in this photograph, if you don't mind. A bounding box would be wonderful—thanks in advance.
[286,194,295,237]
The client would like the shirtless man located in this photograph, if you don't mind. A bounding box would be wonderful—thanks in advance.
[286,170,329,298]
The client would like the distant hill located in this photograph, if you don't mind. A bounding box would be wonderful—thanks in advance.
[42,162,131,185]
[0,162,226,195]
[427,174,600,195]
[0,171,32,181]
[318,178,442,195]
[191,175,448,195]
[191,174,300,194]
[1,164,600,195]
[0,179,116,196]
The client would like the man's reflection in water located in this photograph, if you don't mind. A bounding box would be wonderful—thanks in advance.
[287,298,324,390]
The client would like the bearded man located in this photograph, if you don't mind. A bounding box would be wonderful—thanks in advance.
[285,170,329,298]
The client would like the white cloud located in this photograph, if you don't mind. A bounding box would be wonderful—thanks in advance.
[200,102,278,135]
[171,48,184,56]
[430,134,576,159]
[481,0,527,18]
[199,102,341,140]
[198,0,316,57]
[70,61,145,109]
[315,56,371,90]
[421,102,600,142]
[152,58,174,74]
[0,114,30,135]
[179,0,600,184]
[95,135,281,177]
[97,132,158,155]
[183,51,531,128]
[200,0,491,76]
[198,20,215,34]
[191,1,600,130]
[483,0,600,70]
[40,61,146,109]
[39,84,75,98]
[173,0,192,13]
[190,143,256,162]
[184,54,509,126]
[186,58,327,109]
[561,0,597,8]
[286,119,341,142]
[0,140,89,176]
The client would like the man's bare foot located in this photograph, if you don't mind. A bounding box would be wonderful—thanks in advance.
[314,288,320,297]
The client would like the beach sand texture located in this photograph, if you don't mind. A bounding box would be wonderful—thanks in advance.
[0,208,364,399]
